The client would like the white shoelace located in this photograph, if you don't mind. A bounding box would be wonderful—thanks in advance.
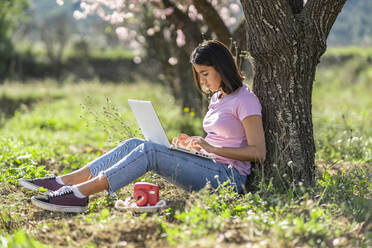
[50,186,73,198]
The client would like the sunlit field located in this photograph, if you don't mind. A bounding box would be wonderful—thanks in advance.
[0,56,371,247]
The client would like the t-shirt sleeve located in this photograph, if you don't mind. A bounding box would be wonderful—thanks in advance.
[236,92,262,121]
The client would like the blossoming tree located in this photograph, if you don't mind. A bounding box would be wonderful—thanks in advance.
[57,0,348,187]
[56,0,245,116]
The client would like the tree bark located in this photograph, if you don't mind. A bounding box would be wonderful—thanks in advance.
[240,0,347,186]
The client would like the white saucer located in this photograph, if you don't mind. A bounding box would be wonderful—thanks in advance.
[115,197,167,213]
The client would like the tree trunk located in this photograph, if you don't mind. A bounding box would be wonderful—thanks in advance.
[240,0,347,187]
[251,45,318,187]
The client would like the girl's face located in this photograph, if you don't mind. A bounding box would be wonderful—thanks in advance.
[193,64,222,93]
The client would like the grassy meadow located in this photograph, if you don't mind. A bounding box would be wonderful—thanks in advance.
[0,49,371,247]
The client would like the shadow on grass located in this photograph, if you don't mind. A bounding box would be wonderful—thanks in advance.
[0,95,37,119]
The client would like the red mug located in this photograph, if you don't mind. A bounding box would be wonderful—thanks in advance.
[133,182,159,206]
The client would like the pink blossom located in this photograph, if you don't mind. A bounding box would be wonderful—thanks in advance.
[176,29,186,47]
[129,40,141,50]
[229,3,241,14]
[168,57,178,65]
[110,12,124,24]
[126,12,134,18]
[114,0,125,9]
[227,17,236,26]
[138,35,146,43]
[116,27,129,40]
[79,2,96,15]
[219,7,230,21]
[163,7,174,16]
[129,3,135,10]
[56,0,64,6]
[177,4,187,12]
[97,7,110,21]
[210,0,218,7]
[90,3,99,13]
[80,2,88,11]
[73,10,86,20]
[153,8,163,19]
[188,5,198,21]
[146,28,155,36]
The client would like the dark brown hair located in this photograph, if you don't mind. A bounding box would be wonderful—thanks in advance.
[190,40,244,96]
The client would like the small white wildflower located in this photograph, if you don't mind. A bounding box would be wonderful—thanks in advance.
[117,241,127,247]
[333,238,340,246]
[287,161,294,167]
[228,164,233,169]
[216,234,225,243]
[214,175,219,179]
[272,163,277,168]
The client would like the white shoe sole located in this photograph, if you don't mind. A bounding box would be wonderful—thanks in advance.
[18,179,51,194]
[31,197,87,213]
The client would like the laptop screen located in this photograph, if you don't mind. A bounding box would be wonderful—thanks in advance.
[128,100,171,148]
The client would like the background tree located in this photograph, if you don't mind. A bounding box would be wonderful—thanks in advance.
[38,12,73,81]
[58,0,245,116]
[0,0,29,82]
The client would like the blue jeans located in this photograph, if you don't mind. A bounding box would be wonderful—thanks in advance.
[88,138,247,194]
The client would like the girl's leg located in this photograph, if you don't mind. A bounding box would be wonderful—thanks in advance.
[30,140,247,213]
[76,140,247,196]
[19,138,145,194]
[60,138,145,185]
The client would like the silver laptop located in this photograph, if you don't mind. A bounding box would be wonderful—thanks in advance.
[128,99,213,160]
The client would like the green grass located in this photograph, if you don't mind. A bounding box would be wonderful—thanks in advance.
[0,56,371,247]
[325,46,372,58]
[314,55,372,163]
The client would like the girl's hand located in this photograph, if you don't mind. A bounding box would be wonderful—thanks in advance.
[172,133,190,148]
[173,134,215,153]
[188,136,215,153]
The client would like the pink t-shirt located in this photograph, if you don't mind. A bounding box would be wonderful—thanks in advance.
[203,84,262,176]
